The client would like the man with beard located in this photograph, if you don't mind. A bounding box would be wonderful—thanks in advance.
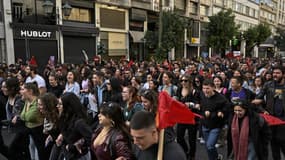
[25,65,47,95]
[253,65,285,160]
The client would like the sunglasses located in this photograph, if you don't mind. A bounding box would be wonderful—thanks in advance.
[180,80,188,83]
[231,99,246,106]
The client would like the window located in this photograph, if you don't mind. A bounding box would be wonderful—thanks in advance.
[245,6,250,15]
[100,8,126,30]
[190,2,198,14]
[164,0,170,6]
[200,5,209,16]
[175,0,185,10]
[67,8,92,22]
[214,0,223,6]
[12,3,23,20]
[226,0,233,8]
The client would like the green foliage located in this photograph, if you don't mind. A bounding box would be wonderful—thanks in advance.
[207,9,239,56]
[244,23,271,53]
[275,28,285,50]
[144,11,189,61]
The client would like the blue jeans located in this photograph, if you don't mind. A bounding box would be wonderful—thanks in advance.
[202,126,221,160]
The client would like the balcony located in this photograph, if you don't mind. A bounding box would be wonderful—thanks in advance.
[200,0,211,6]
[96,0,131,8]
[131,0,152,10]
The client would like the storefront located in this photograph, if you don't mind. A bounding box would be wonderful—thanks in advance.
[61,24,99,64]
[129,8,146,61]
[12,23,58,70]
[96,3,129,60]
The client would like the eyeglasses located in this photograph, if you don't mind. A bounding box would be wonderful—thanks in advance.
[180,80,188,83]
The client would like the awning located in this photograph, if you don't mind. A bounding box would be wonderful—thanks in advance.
[129,31,145,43]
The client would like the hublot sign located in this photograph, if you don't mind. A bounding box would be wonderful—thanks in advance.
[20,30,52,38]
[14,28,56,40]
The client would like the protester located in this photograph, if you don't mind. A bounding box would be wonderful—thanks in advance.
[19,82,47,160]
[228,99,271,160]
[122,86,144,125]
[200,79,231,160]
[253,65,285,160]
[130,111,187,160]
[1,78,29,159]
[50,92,92,160]
[64,70,80,97]
[91,102,135,160]
[25,65,47,95]
[176,75,201,160]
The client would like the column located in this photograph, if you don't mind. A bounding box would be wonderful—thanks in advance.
[3,0,15,64]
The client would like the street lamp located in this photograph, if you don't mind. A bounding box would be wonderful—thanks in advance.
[62,1,72,18]
[42,0,72,17]
[42,0,54,15]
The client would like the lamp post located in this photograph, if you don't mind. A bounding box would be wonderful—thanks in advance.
[42,0,72,17]
[42,0,72,63]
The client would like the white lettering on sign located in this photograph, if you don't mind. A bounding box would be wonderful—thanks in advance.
[20,30,52,38]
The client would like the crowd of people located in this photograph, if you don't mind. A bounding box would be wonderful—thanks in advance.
[0,56,284,160]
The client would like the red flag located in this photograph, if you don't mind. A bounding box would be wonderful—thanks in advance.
[260,114,285,126]
[156,91,195,129]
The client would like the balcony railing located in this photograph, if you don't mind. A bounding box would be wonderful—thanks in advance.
[96,0,131,7]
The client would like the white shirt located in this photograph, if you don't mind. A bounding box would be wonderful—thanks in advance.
[25,74,46,88]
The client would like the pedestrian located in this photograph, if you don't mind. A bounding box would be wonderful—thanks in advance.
[200,79,231,160]
[91,102,135,160]
[228,99,271,160]
[50,92,92,160]
[122,86,144,125]
[130,111,187,160]
[252,65,285,160]
[176,75,201,160]
[19,82,47,160]
[64,70,80,97]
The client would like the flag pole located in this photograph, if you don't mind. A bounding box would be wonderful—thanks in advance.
[157,129,165,160]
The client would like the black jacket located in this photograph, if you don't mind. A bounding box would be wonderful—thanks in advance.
[257,81,285,117]
[200,92,231,129]
[133,128,186,160]
[227,111,272,160]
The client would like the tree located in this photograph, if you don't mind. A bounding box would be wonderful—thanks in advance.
[274,28,285,51]
[144,11,190,60]
[244,23,271,55]
[207,9,239,57]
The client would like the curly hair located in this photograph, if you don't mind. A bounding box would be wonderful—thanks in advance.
[38,93,59,125]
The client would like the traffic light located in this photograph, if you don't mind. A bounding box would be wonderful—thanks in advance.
[232,37,240,51]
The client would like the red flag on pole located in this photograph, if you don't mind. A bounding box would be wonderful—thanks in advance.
[260,114,285,126]
[156,91,196,129]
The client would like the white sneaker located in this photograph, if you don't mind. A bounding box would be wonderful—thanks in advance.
[215,143,222,148]
[199,138,205,144]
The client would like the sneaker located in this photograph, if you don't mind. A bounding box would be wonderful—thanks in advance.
[199,138,205,144]
[215,143,223,148]
[217,154,223,160]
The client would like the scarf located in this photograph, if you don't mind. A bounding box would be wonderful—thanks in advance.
[231,114,249,160]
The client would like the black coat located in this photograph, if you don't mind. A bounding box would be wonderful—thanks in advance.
[227,111,272,160]
[200,92,231,129]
